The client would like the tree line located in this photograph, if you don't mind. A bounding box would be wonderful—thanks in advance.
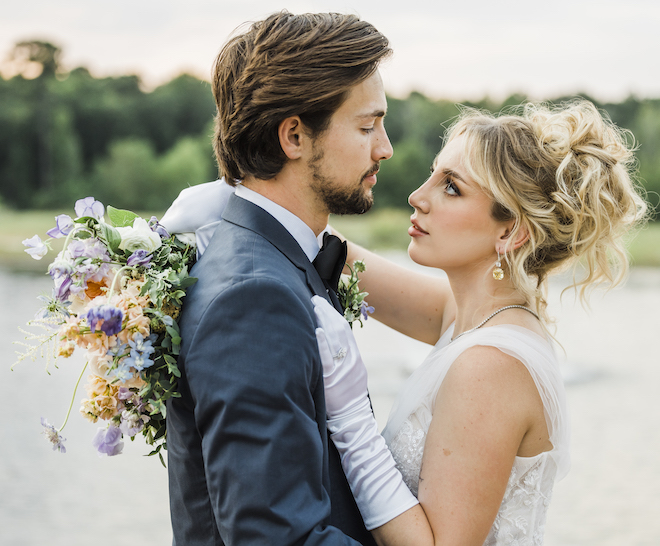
[1,41,658,217]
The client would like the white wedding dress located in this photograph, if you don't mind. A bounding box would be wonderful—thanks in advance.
[382,324,570,545]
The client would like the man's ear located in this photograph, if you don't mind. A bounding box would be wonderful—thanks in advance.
[278,116,305,160]
[498,220,530,252]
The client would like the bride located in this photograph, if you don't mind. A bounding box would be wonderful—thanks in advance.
[162,100,646,544]
[312,100,646,545]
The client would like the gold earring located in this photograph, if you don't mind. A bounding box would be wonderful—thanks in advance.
[493,251,504,280]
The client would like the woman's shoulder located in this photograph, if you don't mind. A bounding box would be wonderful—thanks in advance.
[436,324,561,408]
[444,343,539,400]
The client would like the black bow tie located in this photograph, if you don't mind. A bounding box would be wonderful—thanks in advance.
[313,233,347,294]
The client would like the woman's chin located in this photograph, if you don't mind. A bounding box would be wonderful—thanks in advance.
[407,243,432,268]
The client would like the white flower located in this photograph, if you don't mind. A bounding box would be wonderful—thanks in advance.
[116,218,162,253]
[22,235,48,260]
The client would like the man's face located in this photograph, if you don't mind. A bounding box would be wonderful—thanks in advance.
[307,71,393,215]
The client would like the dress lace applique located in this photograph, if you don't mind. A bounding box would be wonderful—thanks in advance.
[484,455,555,545]
[387,417,426,496]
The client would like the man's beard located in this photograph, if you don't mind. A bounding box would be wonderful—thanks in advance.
[309,151,377,216]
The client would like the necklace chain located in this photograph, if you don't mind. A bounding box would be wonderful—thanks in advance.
[450,305,539,343]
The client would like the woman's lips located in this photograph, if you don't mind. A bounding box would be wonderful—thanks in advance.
[408,218,428,237]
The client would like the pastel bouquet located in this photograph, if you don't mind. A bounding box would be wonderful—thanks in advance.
[14,197,197,464]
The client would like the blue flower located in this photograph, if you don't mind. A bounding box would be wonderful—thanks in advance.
[360,301,375,321]
[41,418,66,453]
[110,362,134,383]
[125,333,157,371]
[74,197,104,220]
[92,425,124,456]
[126,249,152,268]
[84,305,124,336]
[36,292,71,321]
[46,214,74,239]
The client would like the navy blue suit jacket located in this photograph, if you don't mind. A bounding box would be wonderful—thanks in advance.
[167,194,376,545]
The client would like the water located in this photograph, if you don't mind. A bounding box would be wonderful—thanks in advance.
[2,261,659,545]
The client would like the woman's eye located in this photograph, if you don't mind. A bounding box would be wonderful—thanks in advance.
[362,127,375,134]
[445,178,460,196]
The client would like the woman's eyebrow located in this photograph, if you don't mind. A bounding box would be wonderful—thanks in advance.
[441,168,470,185]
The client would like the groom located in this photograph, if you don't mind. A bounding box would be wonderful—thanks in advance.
[166,12,393,544]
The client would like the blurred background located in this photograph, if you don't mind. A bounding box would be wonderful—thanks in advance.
[1,1,659,545]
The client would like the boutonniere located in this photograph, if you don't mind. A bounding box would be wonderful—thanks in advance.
[337,259,374,328]
[14,197,196,465]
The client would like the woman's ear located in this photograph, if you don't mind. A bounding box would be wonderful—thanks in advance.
[498,220,529,252]
[278,116,304,160]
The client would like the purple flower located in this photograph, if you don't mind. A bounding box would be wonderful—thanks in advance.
[92,425,124,456]
[119,410,145,437]
[22,235,48,260]
[67,238,110,262]
[84,305,124,336]
[52,275,73,302]
[48,258,74,279]
[360,301,375,321]
[125,333,156,371]
[41,418,66,453]
[46,214,74,239]
[117,387,134,401]
[149,216,169,238]
[75,197,105,220]
[126,249,152,268]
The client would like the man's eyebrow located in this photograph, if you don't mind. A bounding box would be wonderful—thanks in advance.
[356,110,387,120]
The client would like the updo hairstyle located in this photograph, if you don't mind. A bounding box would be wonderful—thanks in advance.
[446,100,648,321]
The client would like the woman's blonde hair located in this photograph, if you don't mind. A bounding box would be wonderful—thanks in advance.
[447,100,648,322]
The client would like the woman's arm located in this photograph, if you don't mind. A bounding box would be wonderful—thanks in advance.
[372,345,544,546]
[336,232,454,345]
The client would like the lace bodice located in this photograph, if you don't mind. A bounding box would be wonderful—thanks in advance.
[383,324,570,545]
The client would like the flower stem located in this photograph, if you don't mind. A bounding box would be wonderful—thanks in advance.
[107,265,136,300]
[58,361,88,432]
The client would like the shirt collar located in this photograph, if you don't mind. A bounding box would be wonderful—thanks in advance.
[235,184,322,262]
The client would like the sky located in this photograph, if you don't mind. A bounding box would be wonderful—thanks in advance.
[2,0,660,102]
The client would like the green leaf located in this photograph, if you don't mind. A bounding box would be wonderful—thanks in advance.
[99,223,122,252]
[107,206,139,228]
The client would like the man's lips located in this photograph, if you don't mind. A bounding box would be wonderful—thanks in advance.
[408,217,428,237]
[363,165,380,184]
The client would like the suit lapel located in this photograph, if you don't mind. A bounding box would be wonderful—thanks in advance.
[222,194,337,309]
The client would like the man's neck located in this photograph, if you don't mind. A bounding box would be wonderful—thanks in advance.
[242,174,328,237]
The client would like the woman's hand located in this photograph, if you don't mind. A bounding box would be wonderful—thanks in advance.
[160,178,235,256]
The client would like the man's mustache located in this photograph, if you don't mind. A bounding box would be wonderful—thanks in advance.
[363,163,380,179]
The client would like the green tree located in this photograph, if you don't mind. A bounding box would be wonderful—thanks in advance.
[91,138,160,209]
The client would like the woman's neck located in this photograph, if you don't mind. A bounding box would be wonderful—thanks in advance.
[446,267,527,336]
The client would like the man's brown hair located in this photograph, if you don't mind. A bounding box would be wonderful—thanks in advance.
[212,11,391,183]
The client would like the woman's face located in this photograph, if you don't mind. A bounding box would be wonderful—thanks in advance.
[407,135,507,273]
